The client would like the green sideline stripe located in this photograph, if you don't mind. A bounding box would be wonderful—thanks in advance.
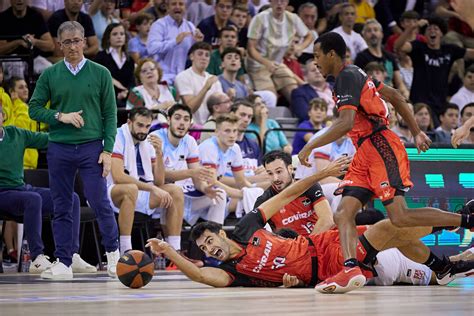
[406,148,474,161]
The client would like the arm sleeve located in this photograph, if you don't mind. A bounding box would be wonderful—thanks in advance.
[147,20,178,55]
[174,73,195,96]
[24,130,49,149]
[231,145,244,172]
[198,141,218,168]
[253,189,272,210]
[186,137,200,164]
[28,70,59,126]
[294,14,309,37]
[112,130,125,159]
[82,14,97,37]
[304,183,326,205]
[247,14,263,40]
[100,67,118,153]
[334,69,364,112]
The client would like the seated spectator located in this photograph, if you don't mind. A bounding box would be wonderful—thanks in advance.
[200,92,233,142]
[147,0,204,85]
[297,2,320,64]
[0,65,13,123]
[230,4,249,48]
[198,0,235,47]
[457,103,474,144]
[247,94,292,154]
[218,47,248,99]
[207,26,245,78]
[291,59,334,122]
[355,19,409,98]
[434,103,460,143]
[128,13,154,63]
[108,107,187,257]
[152,104,227,227]
[398,49,414,91]
[5,77,40,169]
[186,0,214,26]
[292,98,327,155]
[391,101,415,143]
[283,36,306,85]
[387,101,398,129]
[0,0,54,79]
[332,3,367,61]
[126,58,175,124]
[385,10,426,54]
[414,102,435,134]
[89,0,119,48]
[0,106,96,275]
[175,42,224,125]
[450,64,474,112]
[364,61,387,84]
[48,0,99,62]
[247,0,314,103]
[95,22,135,107]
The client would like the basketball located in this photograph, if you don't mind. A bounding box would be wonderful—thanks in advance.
[117,250,155,289]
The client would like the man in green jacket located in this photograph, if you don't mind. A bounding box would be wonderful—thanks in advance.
[29,21,119,280]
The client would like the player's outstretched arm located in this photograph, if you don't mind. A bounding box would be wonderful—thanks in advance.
[259,156,351,221]
[452,116,474,148]
[146,238,232,287]
[298,110,355,167]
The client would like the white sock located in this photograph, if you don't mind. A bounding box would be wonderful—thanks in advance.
[166,236,181,251]
[120,235,132,255]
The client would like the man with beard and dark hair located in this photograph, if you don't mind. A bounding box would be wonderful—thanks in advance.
[152,104,227,228]
[107,107,185,256]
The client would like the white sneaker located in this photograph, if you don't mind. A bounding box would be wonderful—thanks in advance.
[29,254,52,274]
[40,260,73,280]
[71,253,98,273]
[106,249,120,278]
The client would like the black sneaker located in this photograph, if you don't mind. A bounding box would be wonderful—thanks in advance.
[436,260,474,285]
[459,199,474,216]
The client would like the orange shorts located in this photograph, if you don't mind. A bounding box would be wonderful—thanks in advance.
[337,129,413,205]
[310,226,373,281]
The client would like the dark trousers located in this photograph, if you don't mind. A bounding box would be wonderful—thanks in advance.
[47,141,118,266]
[0,185,80,260]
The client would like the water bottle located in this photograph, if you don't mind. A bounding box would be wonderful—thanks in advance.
[154,254,167,270]
[21,240,31,273]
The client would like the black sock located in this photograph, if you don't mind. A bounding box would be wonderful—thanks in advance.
[423,252,449,273]
[431,226,456,233]
[344,258,359,268]
[461,214,474,229]
[359,235,379,265]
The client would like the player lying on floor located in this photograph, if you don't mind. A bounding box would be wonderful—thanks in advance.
[146,157,474,292]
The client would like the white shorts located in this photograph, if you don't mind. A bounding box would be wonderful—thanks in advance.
[372,248,432,286]
[182,191,227,226]
[107,184,158,216]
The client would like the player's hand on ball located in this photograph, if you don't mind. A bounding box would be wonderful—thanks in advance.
[283,273,302,288]
[323,156,351,177]
[146,238,171,255]
[415,132,432,153]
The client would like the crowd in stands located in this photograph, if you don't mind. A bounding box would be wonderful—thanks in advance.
[0,0,474,271]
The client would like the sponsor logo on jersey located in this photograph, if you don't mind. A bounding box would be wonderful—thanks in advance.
[301,198,311,206]
[252,237,260,246]
[252,240,273,273]
[282,210,314,225]
[179,155,185,161]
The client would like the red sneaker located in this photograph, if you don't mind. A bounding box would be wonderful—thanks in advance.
[315,266,366,294]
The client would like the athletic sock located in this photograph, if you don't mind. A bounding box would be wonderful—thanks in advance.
[343,258,359,268]
[166,236,181,251]
[461,214,474,229]
[119,235,132,256]
[423,252,449,273]
[358,234,379,265]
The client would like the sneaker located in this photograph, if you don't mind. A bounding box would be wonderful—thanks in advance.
[165,261,178,271]
[40,260,73,280]
[450,248,474,262]
[436,260,474,285]
[106,249,120,278]
[315,266,366,294]
[71,253,97,273]
[30,254,52,274]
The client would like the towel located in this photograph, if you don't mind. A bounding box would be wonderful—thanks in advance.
[120,123,154,183]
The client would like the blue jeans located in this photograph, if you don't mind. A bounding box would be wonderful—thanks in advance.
[0,185,80,260]
[47,141,118,266]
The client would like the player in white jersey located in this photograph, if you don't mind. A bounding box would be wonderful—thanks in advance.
[152,104,226,226]
[107,108,184,255]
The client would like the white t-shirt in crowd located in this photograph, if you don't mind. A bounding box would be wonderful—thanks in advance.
[332,26,368,60]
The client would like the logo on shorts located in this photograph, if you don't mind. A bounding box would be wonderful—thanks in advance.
[302,198,311,206]
[252,237,260,246]
[380,181,389,188]
[314,190,323,198]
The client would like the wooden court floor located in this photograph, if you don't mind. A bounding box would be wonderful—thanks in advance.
[1,271,474,316]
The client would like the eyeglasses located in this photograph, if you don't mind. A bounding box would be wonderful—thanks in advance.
[61,38,83,47]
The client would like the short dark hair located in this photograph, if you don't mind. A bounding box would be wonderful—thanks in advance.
[218,25,238,39]
[461,103,474,117]
[168,103,193,119]
[230,99,254,113]
[262,150,292,167]
[466,64,474,75]
[134,12,154,26]
[440,103,459,117]
[427,16,447,35]
[400,10,420,22]
[364,61,386,74]
[188,41,212,56]
[315,32,346,60]
[102,22,128,51]
[309,98,328,112]
[232,4,248,14]
[190,221,222,242]
[221,46,242,60]
[129,107,153,121]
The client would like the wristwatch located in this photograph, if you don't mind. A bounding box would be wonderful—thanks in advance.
[54,111,61,121]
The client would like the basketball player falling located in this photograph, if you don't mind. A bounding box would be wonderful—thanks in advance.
[146,156,474,292]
